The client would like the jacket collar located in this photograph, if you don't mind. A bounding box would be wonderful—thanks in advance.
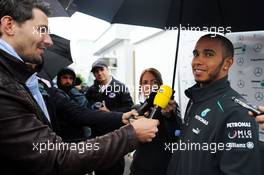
[0,49,33,84]
[185,76,230,103]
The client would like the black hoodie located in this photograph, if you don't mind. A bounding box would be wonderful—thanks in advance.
[57,67,76,93]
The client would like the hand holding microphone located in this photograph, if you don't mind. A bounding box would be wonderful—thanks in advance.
[232,97,264,129]
[161,100,178,117]
[136,91,157,116]
[255,106,264,129]
[122,110,139,124]
[249,105,264,130]
[128,85,174,121]
[148,85,173,119]
[128,91,157,122]
[232,97,263,115]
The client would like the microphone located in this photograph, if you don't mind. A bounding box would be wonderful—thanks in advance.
[136,91,157,116]
[128,91,157,123]
[148,85,173,119]
[232,97,264,115]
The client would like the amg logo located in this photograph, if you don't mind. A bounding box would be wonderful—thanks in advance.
[237,130,252,138]
[226,122,251,128]
[228,130,252,139]
[194,115,209,125]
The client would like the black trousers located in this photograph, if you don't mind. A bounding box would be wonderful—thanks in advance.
[260,141,264,173]
[95,158,125,175]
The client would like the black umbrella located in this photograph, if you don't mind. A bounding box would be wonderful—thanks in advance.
[42,0,69,17]
[72,0,264,31]
[38,34,73,81]
[67,0,264,88]
[43,0,79,17]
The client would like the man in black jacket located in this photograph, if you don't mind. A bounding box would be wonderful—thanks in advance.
[86,59,133,113]
[55,67,92,141]
[167,34,260,175]
[0,1,160,174]
[39,79,137,142]
[56,67,89,107]
[86,60,134,175]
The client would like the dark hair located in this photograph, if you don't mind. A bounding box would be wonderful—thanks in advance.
[56,67,76,91]
[0,0,50,29]
[199,34,234,59]
[139,68,163,86]
[57,67,76,81]
[75,77,82,86]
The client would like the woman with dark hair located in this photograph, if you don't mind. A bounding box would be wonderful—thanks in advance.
[130,68,182,175]
[138,68,163,102]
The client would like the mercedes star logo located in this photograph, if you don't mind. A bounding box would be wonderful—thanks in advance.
[237,80,245,88]
[255,92,264,101]
[254,67,263,77]
[253,43,262,53]
[236,57,244,66]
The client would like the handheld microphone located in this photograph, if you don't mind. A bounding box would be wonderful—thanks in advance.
[148,85,173,119]
[136,91,157,116]
[232,97,264,115]
[128,91,157,123]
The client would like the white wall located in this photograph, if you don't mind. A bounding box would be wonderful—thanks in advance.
[93,39,135,100]
[95,40,134,83]
[134,30,178,101]
[70,39,97,85]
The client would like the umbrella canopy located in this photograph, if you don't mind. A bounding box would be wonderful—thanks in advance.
[42,0,70,17]
[45,0,264,87]
[43,0,81,17]
[38,34,73,81]
[70,0,264,88]
[73,0,264,32]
